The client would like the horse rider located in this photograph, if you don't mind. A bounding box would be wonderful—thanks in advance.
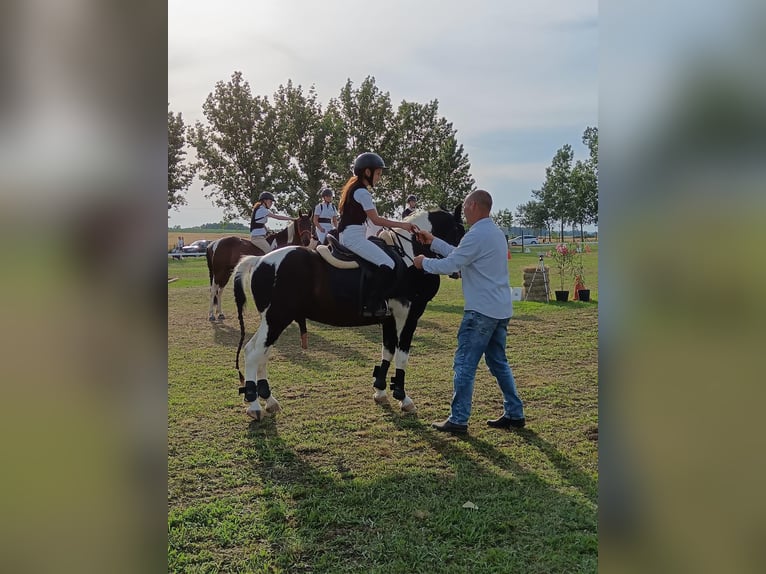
[338,152,418,317]
[250,192,293,253]
[313,187,338,244]
[402,194,418,218]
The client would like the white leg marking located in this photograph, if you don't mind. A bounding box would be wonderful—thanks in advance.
[373,389,390,404]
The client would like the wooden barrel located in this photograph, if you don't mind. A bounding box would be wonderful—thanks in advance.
[522,265,550,302]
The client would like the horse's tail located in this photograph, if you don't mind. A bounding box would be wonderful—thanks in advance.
[233,255,262,380]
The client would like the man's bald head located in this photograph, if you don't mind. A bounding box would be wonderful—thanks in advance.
[465,190,492,219]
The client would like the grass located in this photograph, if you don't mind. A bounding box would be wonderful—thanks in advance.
[168,251,598,573]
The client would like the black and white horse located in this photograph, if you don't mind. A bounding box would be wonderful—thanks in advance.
[232,207,464,420]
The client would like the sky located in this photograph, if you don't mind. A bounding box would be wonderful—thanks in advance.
[168,0,598,228]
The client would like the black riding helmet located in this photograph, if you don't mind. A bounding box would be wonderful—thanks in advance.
[320,187,333,198]
[259,192,275,202]
[406,194,417,203]
[352,152,386,177]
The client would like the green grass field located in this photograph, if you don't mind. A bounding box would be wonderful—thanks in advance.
[168,250,598,573]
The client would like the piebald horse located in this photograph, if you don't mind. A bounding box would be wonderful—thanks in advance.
[205,214,313,321]
[232,207,464,420]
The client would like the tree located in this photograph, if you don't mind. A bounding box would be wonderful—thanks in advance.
[536,145,575,241]
[189,73,476,222]
[516,200,549,239]
[492,208,513,233]
[168,106,195,211]
[188,71,284,221]
[581,126,598,225]
[271,80,331,215]
[385,100,474,215]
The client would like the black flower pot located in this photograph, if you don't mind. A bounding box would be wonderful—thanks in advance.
[554,290,569,302]
[577,289,590,302]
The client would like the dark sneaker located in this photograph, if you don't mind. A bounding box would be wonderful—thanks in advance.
[432,418,468,434]
[486,415,526,429]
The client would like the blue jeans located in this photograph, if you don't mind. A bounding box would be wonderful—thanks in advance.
[448,311,524,425]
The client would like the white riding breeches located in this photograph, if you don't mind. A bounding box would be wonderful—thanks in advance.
[316,224,334,244]
[340,224,394,268]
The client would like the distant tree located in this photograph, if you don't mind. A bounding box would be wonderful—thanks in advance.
[571,160,596,242]
[516,200,549,239]
[535,145,575,241]
[581,126,599,225]
[168,106,195,211]
[491,208,513,232]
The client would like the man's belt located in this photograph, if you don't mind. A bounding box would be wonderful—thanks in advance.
[318,218,332,223]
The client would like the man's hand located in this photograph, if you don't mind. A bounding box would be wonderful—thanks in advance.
[413,254,426,269]
[415,229,433,245]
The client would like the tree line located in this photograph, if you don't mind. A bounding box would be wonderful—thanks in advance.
[168,73,474,220]
[511,127,598,243]
[169,72,597,235]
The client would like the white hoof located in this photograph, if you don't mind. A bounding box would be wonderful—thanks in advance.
[265,396,282,414]
[208,315,216,322]
[246,402,263,421]
[217,313,225,320]
[373,389,389,405]
[400,397,417,413]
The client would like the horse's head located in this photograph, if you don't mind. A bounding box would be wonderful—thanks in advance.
[392,207,465,264]
[294,213,313,246]
[420,206,465,246]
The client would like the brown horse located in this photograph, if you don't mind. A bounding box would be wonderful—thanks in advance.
[206,214,313,321]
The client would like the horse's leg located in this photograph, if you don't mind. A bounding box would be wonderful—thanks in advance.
[241,323,268,420]
[216,283,225,320]
[243,312,292,418]
[391,300,423,413]
[372,317,397,405]
[296,318,308,349]
[208,282,218,322]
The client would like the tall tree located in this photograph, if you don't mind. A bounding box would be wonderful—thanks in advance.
[383,99,474,216]
[271,80,331,215]
[581,126,599,225]
[187,71,284,221]
[536,145,575,240]
[168,106,195,210]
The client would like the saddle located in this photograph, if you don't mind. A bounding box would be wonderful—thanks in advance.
[318,233,407,307]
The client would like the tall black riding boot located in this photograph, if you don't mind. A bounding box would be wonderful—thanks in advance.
[362,265,394,318]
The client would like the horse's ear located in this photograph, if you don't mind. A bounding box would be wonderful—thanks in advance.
[454,203,463,224]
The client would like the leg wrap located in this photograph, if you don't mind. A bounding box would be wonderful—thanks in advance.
[390,369,406,401]
[373,361,390,390]
[256,379,271,399]
[238,380,258,402]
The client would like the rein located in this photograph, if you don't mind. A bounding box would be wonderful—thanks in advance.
[384,227,444,264]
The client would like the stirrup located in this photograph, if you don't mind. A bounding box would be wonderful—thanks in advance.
[362,300,390,318]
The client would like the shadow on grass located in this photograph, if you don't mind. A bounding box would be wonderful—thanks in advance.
[170,410,597,573]
[211,320,242,346]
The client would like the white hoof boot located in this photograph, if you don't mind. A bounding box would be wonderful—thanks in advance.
[217,313,225,320]
[265,396,282,414]
[246,402,263,421]
[208,315,216,322]
[400,396,417,413]
[373,389,389,405]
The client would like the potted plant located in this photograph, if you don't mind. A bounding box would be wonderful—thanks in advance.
[572,250,590,302]
[550,243,575,302]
